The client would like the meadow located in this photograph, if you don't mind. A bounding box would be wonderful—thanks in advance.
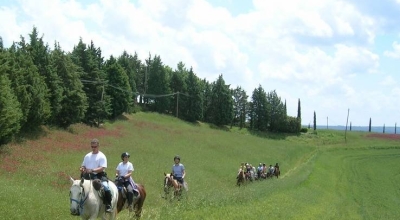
[0,112,399,220]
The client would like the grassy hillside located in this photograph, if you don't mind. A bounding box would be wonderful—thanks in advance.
[0,112,399,219]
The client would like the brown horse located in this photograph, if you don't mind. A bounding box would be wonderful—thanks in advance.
[163,173,183,199]
[116,181,146,219]
[236,170,245,186]
[274,166,280,178]
[266,167,280,179]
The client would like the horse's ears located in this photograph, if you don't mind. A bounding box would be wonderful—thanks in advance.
[164,172,166,176]
[69,176,74,183]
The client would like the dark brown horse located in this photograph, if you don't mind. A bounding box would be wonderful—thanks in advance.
[274,166,280,178]
[116,182,146,219]
[266,166,280,179]
[236,170,245,186]
[163,173,182,199]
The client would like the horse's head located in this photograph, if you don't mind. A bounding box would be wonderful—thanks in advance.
[163,173,173,193]
[69,177,84,216]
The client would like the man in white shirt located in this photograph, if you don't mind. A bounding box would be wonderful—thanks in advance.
[79,138,113,213]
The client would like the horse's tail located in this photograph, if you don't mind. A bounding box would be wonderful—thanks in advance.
[135,184,146,217]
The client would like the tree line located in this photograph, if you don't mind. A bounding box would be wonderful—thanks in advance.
[0,27,302,144]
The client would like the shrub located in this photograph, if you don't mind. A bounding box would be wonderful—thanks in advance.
[300,128,308,133]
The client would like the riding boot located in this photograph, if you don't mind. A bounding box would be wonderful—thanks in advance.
[127,191,133,206]
[104,190,112,213]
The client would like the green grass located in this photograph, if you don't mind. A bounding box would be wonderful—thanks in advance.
[0,112,399,220]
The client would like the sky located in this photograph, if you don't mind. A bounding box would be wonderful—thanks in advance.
[1,0,400,126]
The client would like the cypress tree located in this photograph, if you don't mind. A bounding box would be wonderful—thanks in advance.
[369,118,372,132]
[313,111,317,131]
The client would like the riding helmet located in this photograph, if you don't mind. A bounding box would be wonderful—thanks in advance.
[121,152,130,160]
[174,155,180,161]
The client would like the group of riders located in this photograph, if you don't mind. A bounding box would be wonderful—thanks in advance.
[78,138,186,214]
[237,162,280,182]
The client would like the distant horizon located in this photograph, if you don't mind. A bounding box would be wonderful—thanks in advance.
[302,125,399,134]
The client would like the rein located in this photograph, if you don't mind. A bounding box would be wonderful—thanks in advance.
[70,175,93,214]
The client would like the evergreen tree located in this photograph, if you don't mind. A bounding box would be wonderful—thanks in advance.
[71,39,111,125]
[9,37,51,130]
[369,118,372,132]
[50,43,87,127]
[118,51,138,107]
[170,62,187,117]
[28,27,63,125]
[183,67,202,122]
[200,79,212,122]
[208,75,233,126]
[249,85,268,131]
[267,90,285,132]
[231,86,248,128]
[297,98,301,119]
[105,56,132,118]
[313,111,317,131]
[0,52,23,144]
[146,55,170,113]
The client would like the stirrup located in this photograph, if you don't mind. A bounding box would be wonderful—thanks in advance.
[105,205,112,213]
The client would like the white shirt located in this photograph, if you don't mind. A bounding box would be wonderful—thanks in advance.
[116,161,134,177]
[81,151,107,174]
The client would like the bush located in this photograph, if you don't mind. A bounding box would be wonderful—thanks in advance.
[300,128,308,133]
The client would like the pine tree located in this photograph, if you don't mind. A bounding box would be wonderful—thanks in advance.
[267,90,285,132]
[249,85,268,131]
[118,51,138,108]
[51,43,87,127]
[146,55,170,113]
[105,56,132,118]
[232,86,248,128]
[200,79,212,122]
[9,37,51,130]
[71,39,111,125]
[28,27,63,125]
[0,52,23,144]
[184,67,202,122]
[170,62,187,117]
[208,75,233,126]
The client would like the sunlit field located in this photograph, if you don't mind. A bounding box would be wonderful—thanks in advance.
[0,112,399,220]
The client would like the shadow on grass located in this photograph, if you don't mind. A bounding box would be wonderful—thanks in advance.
[248,129,300,140]
[108,114,130,124]
[0,125,51,153]
[208,124,230,131]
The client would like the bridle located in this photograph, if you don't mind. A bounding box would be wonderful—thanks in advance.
[164,176,173,192]
[70,178,92,215]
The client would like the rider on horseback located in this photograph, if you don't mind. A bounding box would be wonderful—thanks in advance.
[80,138,113,213]
[116,152,138,211]
[171,155,187,190]
[268,164,275,175]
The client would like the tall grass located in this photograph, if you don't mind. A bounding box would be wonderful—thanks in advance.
[0,112,399,219]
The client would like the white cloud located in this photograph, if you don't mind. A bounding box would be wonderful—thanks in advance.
[384,41,400,59]
[380,75,397,86]
[2,0,400,126]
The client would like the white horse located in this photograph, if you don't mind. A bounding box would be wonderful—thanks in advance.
[69,177,118,220]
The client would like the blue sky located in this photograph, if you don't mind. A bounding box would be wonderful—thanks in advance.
[1,0,400,126]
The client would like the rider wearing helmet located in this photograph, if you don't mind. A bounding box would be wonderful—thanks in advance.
[171,155,187,190]
[116,152,137,211]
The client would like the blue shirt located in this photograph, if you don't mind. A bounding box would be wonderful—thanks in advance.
[172,163,185,177]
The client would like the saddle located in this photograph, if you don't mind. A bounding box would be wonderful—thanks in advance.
[116,177,140,199]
